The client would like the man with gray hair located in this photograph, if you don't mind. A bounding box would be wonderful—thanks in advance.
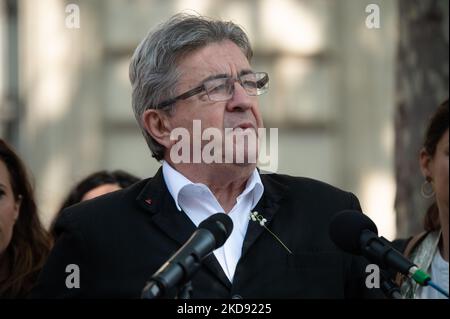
[32,14,382,299]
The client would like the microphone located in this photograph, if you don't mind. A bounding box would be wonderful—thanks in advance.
[329,210,429,284]
[329,210,449,298]
[141,213,233,299]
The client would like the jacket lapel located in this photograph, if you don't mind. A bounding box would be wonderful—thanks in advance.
[240,173,287,259]
[136,167,232,289]
[136,168,196,246]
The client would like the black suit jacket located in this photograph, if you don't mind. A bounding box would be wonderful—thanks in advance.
[31,168,383,298]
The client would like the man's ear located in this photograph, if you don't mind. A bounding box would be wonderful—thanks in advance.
[142,109,174,149]
[419,148,433,180]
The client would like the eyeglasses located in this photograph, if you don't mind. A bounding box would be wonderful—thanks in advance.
[156,71,269,109]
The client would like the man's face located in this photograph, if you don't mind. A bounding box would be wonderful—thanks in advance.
[166,40,264,165]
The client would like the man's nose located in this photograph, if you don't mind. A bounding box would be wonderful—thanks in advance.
[226,81,253,112]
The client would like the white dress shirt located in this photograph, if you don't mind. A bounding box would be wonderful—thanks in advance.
[162,161,264,282]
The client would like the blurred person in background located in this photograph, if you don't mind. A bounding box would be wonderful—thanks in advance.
[49,170,140,238]
[0,139,52,298]
[396,99,449,299]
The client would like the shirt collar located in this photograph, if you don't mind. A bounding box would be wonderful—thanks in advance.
[162,161,264,212]
[162,161,194,211]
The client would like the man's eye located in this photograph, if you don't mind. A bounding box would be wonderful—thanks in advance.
[208,83,227,94]
[243,81,257,89]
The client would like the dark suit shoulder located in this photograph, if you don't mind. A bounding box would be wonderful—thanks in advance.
[54,178,151,234]
[262,172,357,203]
[32,178,157,298]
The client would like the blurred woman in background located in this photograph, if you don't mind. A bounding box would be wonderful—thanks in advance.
[0,139,52,298]
[398,99,448,299]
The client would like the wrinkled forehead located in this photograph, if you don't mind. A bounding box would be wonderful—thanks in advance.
[175,40,252,89]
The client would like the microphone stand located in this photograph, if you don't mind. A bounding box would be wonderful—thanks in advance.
[380,271,402,299]
[176,281,193,299]
[142,280,194,299]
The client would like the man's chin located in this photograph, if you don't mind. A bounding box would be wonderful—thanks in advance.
[216,156,258,168]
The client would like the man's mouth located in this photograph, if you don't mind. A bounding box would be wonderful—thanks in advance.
[233,122,256,131]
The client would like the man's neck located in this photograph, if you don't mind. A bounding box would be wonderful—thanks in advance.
[166,161,255,213]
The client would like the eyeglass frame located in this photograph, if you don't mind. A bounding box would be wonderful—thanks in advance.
[155,71,269,109]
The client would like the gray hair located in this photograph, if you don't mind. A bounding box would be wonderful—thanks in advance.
[129,13,253,161]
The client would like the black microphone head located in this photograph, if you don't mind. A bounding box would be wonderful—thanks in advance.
[329,210,378,255]
[198,213,233,248]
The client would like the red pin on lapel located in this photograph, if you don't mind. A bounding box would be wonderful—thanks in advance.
[145,198,152,205]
